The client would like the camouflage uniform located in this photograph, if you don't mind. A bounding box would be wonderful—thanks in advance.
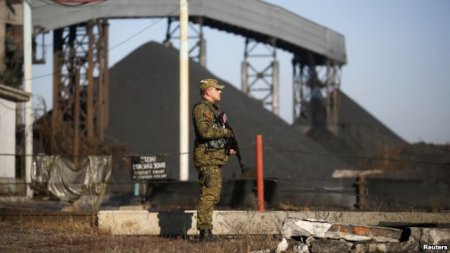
[192,79,232,231]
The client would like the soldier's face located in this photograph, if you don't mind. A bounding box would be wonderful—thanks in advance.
[206,87,222,103]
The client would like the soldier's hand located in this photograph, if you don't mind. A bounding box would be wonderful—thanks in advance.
[228,149,237,155]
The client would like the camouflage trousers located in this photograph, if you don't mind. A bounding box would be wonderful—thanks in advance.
[196,165,223,230]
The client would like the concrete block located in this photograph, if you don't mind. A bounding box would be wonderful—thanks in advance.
[98,210,196,235]
[97,210,450,236]
[98,210,294,235]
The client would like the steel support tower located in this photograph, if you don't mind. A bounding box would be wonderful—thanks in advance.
[292,52,342,134]
[164,17,206,66]
[241,38,280,115]
[51,19,109,157]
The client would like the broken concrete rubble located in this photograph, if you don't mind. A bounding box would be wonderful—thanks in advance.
[278,217,450,253]
[409,227,450,245]
[286,239,421,253]
[281,217,402,242]
[281,218,332,239]
[310,238,352,253]
[326,224,402,243]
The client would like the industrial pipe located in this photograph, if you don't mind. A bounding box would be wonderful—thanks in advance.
[256,134,265,211]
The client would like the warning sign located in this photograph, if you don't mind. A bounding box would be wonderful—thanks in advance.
[131,156,167,181]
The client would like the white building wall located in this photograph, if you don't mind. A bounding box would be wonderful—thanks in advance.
[0,98,16,178]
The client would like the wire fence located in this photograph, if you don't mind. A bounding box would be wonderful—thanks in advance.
[1,143,449,212]
[1,146,448,166]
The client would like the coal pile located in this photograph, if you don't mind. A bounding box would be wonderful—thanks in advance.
[32,42,448,208]
[336,90,405,144]
[301,90,449,179]
[105,41,350,181]
[301,89,407,168]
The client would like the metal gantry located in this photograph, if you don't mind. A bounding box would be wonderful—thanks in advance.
[164,17,206,66]
[241,38,280,115]
[51,19,109,157]
[46,14,342,160]
[292,52,342,134]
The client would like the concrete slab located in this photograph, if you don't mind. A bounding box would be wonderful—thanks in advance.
[326,224,402,242]
[97,210,450,236]
[281,218,402,242]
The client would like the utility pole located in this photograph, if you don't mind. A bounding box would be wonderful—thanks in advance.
[23,0,33,198]
[179,0,189,181]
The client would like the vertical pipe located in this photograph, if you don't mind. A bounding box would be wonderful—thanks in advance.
[23,0,33,198]
[179,0,189,181]
[256,135,265,211]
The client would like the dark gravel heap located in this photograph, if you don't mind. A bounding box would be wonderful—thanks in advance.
[105,41,350,180]
[303,89,407,167]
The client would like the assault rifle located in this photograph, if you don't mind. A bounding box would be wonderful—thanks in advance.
[219,112,245,173]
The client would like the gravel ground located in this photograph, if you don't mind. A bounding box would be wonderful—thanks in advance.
[0,219,280,253]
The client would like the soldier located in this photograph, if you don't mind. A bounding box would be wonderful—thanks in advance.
[192,79,236,242]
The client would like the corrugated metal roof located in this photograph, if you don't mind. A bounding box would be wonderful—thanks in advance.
[31,0,346,65]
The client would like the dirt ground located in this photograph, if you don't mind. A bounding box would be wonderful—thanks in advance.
[0,218,280,253]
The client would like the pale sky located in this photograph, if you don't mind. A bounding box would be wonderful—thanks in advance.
[32,0,450,144]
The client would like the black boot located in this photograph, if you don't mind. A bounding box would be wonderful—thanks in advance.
[199,229,215,242]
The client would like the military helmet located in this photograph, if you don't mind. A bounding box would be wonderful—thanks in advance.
[200,79,224,91]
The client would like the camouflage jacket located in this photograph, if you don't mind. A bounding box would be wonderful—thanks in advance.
[192,100,232,168]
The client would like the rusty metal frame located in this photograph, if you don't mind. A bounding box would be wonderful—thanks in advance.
[52,19,109,156]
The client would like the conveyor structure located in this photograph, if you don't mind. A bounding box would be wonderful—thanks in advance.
[31,0,347,153]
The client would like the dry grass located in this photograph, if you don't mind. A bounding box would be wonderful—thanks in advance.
[0,218,281,253]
